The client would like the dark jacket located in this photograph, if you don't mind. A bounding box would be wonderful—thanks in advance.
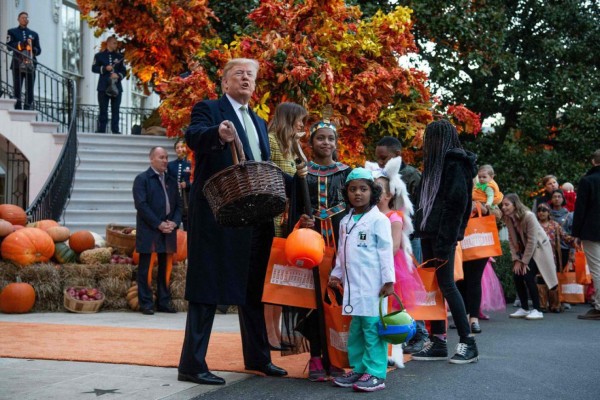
[184,95,272,304]
[572,165,600,241]
[6,26,41,69]
[400,162,421,207]
[415,148,477,259]
[91,50,126,92]
[167,158,191,189]
[132,168,182,253]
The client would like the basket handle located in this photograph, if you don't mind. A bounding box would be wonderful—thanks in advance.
[228,123,247,165]
[379,292,405,329]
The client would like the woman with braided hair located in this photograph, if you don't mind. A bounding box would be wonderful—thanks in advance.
[412,119,480,364]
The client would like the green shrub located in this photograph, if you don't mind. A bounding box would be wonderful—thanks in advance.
[491,241,516,301]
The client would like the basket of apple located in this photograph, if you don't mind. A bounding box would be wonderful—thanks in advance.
[64,286,105,313]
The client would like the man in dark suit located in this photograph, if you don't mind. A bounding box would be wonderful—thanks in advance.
[6,11,41,110]
[133,146,181,315]
[92,35,126,134]
[178,58,287,386]
[572,149,600,320]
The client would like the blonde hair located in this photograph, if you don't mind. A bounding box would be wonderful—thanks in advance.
[478,164,495,176]
[222,58,259,81]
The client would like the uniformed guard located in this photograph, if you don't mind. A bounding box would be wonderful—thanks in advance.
[92,35,127,134]
[6,11,41,110]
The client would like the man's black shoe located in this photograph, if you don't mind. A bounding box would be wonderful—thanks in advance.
[178,371,225,385]
[140,308,154,315]
[245,362,288,377]
[157,306,177,313]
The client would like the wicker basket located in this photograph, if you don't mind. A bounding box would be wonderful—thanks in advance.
[203,132,286,227]
[64,287,105,313]
[106,224,136,255]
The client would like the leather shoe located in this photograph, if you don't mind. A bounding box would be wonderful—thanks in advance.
[245,362,288,377]
[178,371,225,385]
[157,305,177,313]
[140,308,154,315]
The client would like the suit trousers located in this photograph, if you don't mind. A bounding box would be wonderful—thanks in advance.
[137,252,172,310]
[97,90,122,133]
[12,68,35,109]
[178,222,273,373]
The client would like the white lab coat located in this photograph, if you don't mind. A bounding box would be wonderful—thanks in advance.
[331,206,395,317]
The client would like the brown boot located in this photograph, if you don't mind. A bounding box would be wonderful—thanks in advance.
[548,289,563,313]
[537,284,549,312]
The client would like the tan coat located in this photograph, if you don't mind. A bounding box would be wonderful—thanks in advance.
[504,211,559,288]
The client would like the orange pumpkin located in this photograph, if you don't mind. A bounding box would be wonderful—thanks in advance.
[69,231,95,253]
[0,204,27,226]
[285,228,325,269]
[0,219,14,237]
[0,228,55,266]
[0,279,36,313]
[173,230,188,262]
[45,226,71,243]
[27,219,59,231]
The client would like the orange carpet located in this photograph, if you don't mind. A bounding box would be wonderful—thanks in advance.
[0,322,408,378]
[0,322,312,378]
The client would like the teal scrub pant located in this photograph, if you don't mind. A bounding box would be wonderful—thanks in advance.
[347,316,388,379]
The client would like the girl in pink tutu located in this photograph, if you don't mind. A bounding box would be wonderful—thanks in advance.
[366,157,426,366]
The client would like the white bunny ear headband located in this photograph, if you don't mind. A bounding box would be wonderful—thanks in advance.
[366,157,414,217]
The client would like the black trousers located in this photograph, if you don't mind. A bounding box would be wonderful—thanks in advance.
[137,252,172,310]
[179,222,273,373]
[421,238,471,338]
[12,68,35,109]
[513,258,541,311]
[97,90,122,133]
[457,258,488,317]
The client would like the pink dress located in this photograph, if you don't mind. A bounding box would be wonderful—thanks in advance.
[387,211,426,309]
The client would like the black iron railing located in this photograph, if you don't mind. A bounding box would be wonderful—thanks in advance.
[0,42,78,221]
[76,104,154,135]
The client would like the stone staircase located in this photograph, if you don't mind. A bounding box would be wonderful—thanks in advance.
[62,133,175,235]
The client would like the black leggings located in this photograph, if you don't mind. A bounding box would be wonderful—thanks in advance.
[513,258,541,311]
[421,238,471,338]
[457,258,488,317]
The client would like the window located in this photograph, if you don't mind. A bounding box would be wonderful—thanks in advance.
[62,2,82,76]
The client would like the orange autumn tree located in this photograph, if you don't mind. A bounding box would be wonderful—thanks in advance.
[77,0,218,92]
[79,0,481,165]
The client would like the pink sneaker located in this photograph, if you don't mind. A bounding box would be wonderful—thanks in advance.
[308,357,326,382]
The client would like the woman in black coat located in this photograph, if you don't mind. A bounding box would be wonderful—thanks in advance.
[412,119,479,364]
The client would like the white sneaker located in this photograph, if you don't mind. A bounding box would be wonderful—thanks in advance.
[562,303,572,310]
[509,308,530,318]
[526,309,544,320]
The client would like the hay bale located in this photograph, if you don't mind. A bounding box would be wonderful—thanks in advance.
[0,261,20,291]
[19,264,62,312]
[97,276,130,311]
[172,298,188,312]
[95,263,134,281]
[60,263,96,288]
[170,280,186,299]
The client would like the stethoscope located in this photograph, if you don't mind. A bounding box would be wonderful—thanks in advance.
[341,206,371,314]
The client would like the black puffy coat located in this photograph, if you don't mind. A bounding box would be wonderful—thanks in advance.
[415,148,477,260]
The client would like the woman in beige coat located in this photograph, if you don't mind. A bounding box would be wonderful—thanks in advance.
[501,193,558,320]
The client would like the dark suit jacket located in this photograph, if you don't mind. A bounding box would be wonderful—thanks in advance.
[572,165,600,241]
[6,26,41,69]
[184,95,272,304]
[91,50,126,92]
[133,167,182,253]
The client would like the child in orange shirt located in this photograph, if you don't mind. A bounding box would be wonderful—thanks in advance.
[472,165,503,208]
